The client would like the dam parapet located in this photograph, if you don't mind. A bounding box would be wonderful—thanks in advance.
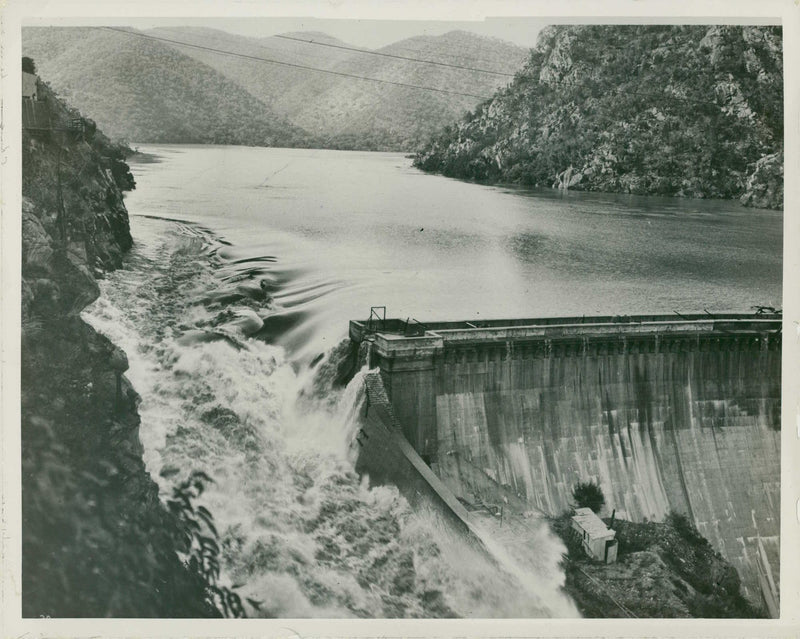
[350,313,781,354]
[349,312,782,615]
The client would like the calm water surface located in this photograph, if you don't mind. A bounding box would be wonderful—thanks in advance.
[126,145,782,362]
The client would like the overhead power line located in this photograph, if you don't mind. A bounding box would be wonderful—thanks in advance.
[272,33,516,77]
[102,27,495,100]
[389,41,525,68]
[101,27,721,113]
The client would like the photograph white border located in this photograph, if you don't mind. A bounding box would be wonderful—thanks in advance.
[2,1,798,637]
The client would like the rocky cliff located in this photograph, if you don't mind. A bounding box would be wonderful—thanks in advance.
[551,513,762,617]
[414,25,783,209]
[21,76,217,616]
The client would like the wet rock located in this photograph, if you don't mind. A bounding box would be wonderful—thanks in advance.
[550,513,765,618]
[740,151,783,210]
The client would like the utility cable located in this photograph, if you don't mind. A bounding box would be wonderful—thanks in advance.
[272,33,516,77]
[152,26,524,71]
[102,27,721,112]
[102,27,495,100]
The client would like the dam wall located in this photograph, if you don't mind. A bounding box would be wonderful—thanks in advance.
[349,314,782,611]
[354,371,475,535]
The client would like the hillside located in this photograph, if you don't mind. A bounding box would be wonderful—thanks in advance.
[22,27,313,147]
[145,26,361,116]
[289,31,530,150]
[26,26,528,151]
[147,27,529,150]
[21,73,236,616]
[184,28,528,150]
[414,25,783,208]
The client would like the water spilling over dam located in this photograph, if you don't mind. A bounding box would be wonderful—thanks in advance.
[83,216,579,617]
[77,146,782,618]
[349,313,781,614]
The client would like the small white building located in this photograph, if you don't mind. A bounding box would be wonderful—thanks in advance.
[571,507,618,563]
[22,71,38,100]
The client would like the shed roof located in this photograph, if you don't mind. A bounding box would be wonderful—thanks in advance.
[572,507,615,538]
[22,72,38,98]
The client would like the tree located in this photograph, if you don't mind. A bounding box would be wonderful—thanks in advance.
[572,480,605,513]
[22,56,36,74]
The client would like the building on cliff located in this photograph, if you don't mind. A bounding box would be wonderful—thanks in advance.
[571,508,618,563]
[22,70,38,99]
[22,71,50,132]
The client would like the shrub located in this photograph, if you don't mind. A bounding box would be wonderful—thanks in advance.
[572,481,606,513]
[167,470,247,618]
[666,510,708,548]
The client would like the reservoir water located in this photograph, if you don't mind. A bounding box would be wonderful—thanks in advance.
[84,145,782,618]
[122,145,782,364]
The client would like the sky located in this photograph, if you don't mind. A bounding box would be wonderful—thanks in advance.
[215,17,548,48]
[24,16,549,49]
[24,13,782,51]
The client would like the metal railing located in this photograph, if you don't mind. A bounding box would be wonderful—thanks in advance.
[366,306,386,333]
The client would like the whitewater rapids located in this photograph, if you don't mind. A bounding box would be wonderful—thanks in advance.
[83,215,577,618]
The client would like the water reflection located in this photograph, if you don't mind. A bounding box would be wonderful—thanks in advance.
[126,145,782,363]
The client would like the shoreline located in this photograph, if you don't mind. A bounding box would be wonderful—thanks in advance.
[130,141,783,211]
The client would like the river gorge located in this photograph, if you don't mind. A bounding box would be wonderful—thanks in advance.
[76,144,782,618]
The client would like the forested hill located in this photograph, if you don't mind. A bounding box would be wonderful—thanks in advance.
[413,25,783,209]
[284,31,529,150]
[22,27,314,148]
[144,27,530,150]
[22,26,528,152]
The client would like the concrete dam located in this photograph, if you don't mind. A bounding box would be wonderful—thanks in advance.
[348,313,782,614]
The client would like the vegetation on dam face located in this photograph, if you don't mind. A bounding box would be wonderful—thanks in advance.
[413,25,783,209]
[551,511,762,618]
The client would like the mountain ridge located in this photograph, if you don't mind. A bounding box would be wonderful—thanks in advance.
[413,25,783,208]
[22,27,315,147]
[22,26,528,151]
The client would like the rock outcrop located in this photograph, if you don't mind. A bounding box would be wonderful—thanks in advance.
[21,75,214,617]
[740,150,784,210]
[551,513,762,618]
[414,25,783,209]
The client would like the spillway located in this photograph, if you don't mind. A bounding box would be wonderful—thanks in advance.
[349,313,781,616]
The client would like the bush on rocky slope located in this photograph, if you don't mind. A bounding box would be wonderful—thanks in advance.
[21,71,235,617]
[415,25,783,209]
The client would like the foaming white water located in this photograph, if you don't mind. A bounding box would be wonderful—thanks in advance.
[84,215,577,618]
[469,515,578,617]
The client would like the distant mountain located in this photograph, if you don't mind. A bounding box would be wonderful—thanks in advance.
[137,27,529,150]
[414,25,783,208]
[144,26,362,115]
[288,31,530,150]
[22,27,313,147]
